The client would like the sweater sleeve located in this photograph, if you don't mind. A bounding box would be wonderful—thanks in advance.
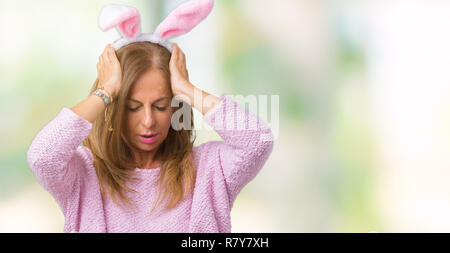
[26,107,93,210]
[202,95,274,207]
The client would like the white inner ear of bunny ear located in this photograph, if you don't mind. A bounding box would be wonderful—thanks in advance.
[99,4,142,39]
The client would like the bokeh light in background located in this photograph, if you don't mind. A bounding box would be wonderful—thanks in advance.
[2,0,450,232]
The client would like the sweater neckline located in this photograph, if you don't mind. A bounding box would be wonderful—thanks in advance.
[133,167,161,173]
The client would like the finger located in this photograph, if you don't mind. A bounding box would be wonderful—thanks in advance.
[101,53,108,63]
[176,45,184,55]
[102,47,110,57]
[108,48,117,62]
[175,44,181,53]
[178,54,185,63]
[98,66,103,76]
[172,43,179,53]
[107,44,114,53]
[106,48,114,61]
[178,49,184,57]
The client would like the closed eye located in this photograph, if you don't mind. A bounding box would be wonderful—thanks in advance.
[128,106,168,112]
[156,106,167,111]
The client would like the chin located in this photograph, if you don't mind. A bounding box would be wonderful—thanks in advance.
[137,141,160,150]
[138,143,157,150]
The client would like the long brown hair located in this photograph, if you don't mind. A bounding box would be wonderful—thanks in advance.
[82,42,197,214]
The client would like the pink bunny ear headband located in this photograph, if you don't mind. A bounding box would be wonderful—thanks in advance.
[98,0,214,52]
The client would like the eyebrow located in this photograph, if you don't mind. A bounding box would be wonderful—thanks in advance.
[128,97,170,104]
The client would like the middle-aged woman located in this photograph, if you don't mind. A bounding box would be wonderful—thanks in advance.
[27,41,274,233]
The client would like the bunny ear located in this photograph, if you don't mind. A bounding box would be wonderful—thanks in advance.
[154,0,214,41]
[99,4,141,39]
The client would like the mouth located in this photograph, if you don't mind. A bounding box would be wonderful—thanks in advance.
[139,134,158,144]
[140,134,156,138]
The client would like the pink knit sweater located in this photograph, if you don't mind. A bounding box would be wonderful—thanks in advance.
[27,95,274,233]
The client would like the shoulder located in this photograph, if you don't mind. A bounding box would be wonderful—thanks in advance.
[75,145,95,170]
[193,141,223,157]
[191,141,226,174]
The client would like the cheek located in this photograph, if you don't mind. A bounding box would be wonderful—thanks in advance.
[158,111,173,129]
[125,115,139,131]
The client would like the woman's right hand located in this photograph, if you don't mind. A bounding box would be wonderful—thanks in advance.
[97,44,122,98]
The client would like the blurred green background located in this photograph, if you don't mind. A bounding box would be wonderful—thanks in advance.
[2,0,450,232]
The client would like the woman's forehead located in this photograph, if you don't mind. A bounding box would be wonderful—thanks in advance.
[135,69,167,86]
[128,85,171,103]
[129,71,171,100]
[130,82,169,95]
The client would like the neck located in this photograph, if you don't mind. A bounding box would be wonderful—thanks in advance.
[134,149,161,169]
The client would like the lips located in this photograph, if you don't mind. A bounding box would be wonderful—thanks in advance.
[139,134,158,144]
[140,133,156,138]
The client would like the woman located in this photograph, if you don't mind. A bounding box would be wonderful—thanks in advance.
[26,41,274,233]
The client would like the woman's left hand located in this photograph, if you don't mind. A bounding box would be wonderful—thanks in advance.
[169,43,193,98]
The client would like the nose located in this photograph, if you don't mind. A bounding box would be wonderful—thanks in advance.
[142,106,155,128]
